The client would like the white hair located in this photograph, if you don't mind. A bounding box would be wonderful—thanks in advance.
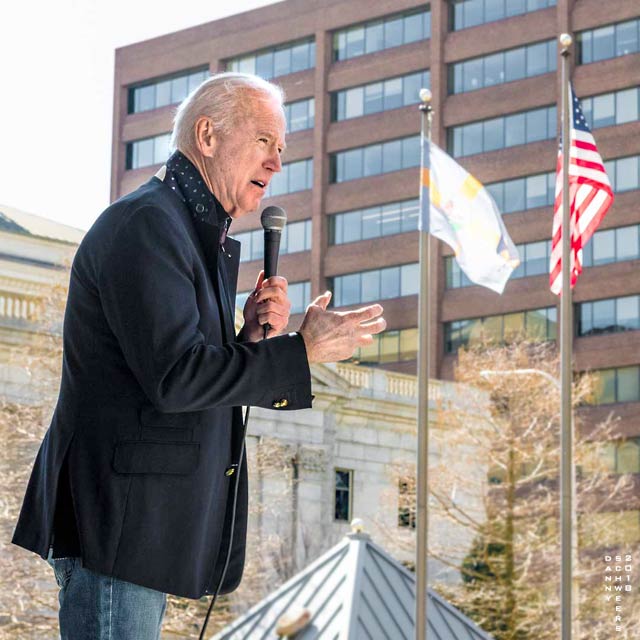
[171,72,285,154]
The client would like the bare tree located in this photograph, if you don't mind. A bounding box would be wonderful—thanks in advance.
[378,341,639,640]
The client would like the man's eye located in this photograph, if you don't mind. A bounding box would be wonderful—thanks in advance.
[258,137,268,144]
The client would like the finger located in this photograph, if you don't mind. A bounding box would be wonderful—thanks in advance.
[346,303,384,324]
[256,300,290,314]
[357,317,387,335]
[310,290,332,311]
[257,309,289,326]
[357,333,374,346]
[255,286,291,305]
[253,270,265,294]
[262,275,288,291]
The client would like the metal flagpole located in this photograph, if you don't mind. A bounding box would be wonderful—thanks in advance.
[415,87,432,640]
[558,32,576,640]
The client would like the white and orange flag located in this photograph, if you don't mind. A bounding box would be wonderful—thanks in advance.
[420,142,520,294]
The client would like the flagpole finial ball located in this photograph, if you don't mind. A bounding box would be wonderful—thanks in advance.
[419,88,432,103]
[559,33,573,47]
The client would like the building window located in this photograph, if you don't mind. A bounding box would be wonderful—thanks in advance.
[227,38,316,79]
[485,172,556,214]
[450,0,556,31]
[330,263,419,307]
[332,70,430,121]
[331,135,420,183]
[603,155,640,194]
[589,366,640,405]
[233,220,312,263]
[329,199,419,244]
[579,295,640,337]
[578,19,640,65]
[445,239,551,288]
[284,98,315,133]
[351,328,418,364]
[584,438,640,475]
[333,8,431,62]
[450,39,556,94]
[448,105,556,157]
[335,468,353,522]
[444,307,557,353]
[128,68,209,114]
[237,280,310,315]
[265,159,313,197]
[125,133,171,170]
[582,224,640,268]
[398,477,416,528]
[580,87,640,130]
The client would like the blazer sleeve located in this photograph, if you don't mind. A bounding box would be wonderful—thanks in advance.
[98,204,312,413]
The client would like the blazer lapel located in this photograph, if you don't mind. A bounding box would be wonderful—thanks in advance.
[191,217,236,343]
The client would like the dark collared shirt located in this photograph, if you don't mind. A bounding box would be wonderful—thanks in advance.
[165,150,231,244]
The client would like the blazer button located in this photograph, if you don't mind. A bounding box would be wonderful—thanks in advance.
[224,465,238,477]
[272,398,289,408]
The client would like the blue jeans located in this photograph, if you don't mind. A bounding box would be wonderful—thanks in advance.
[47,556,167,640]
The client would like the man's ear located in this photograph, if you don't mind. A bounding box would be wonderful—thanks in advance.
[194,117,216,158]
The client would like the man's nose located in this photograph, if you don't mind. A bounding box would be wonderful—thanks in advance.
[265,149,282,173]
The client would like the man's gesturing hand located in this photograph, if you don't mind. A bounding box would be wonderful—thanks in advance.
[298,291,386,363]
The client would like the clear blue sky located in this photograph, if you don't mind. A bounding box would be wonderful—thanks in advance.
[0,0,279,231]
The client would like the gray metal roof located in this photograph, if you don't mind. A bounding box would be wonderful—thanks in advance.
[0,204,85,244]
[214,530,494,640]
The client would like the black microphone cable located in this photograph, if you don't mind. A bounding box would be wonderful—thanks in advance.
[198,206,286,638]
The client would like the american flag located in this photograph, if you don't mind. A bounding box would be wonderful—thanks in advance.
[549,84,614,295]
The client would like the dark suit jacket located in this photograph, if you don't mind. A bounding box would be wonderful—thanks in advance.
[11,176,312,598]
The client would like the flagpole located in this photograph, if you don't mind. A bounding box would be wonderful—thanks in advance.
[415,87,432,640]
[559,32,577,640]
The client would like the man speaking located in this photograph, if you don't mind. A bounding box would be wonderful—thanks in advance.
[12,72,385,639]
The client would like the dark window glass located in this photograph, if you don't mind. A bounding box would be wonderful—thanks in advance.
[505,113,526,147]
[592,25,615,62]
[483,117,503,151]
[384,17,404,48]
[364,82,384,114]
[484,52,505,86]
[273,48,291,77]
[361,270,381,302]
[363,145,383,177]
[335,469,352,521]
[383,78,403,110]
[362,206,382,239]
[365,21,385,53]
[526,41,548,77]
[505,47,526,81]
[404,12,423,43]
[381,267,401,299]
[255,52,273,78]
[290,43,309,72]
[343,149,362,181]
[347,27,366,58]
[616,20,639,56]
[525,108,548,143]
[383,140,402,173]
[463,122,483,156]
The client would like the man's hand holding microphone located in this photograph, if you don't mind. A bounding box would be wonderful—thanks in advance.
[240,205,386,361]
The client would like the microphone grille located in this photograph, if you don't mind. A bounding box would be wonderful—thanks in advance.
[261,206,287,232]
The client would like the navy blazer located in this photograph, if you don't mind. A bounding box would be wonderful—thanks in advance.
[12,176,313,598]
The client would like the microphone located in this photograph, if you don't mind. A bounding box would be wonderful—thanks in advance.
[261,205,287,278]
[260,206,287,337]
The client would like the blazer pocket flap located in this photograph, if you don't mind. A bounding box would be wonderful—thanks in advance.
[113,441,199,475]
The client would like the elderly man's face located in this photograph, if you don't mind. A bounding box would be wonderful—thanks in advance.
[207,96,286,218]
